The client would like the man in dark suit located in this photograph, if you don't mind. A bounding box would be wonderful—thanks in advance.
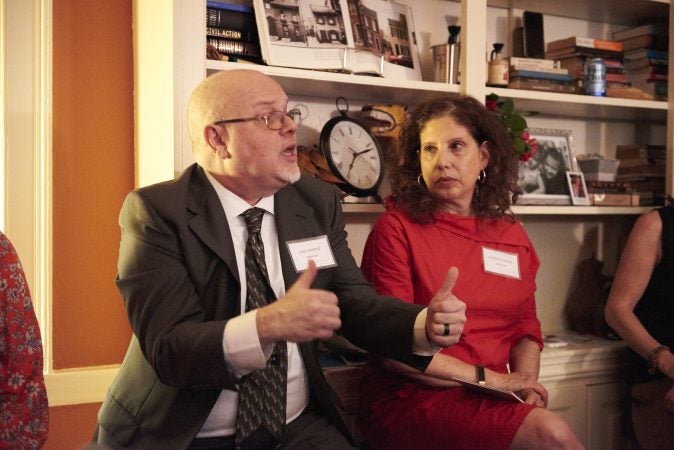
[95,69,466,449]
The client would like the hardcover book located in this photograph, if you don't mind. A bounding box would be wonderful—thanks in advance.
[546,36,623,53]
[613,23,668,42]
[252,0,422,80]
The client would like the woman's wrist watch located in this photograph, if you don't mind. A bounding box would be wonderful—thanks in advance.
[476,365,486,385]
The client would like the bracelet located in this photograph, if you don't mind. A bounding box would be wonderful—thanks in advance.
[476,365,486,385]
[647,344,670,375]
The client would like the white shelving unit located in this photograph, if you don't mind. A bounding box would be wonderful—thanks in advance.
[133,1,672,448]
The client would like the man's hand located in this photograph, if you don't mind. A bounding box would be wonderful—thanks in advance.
[425,266,467,347]
[256,260,341,344]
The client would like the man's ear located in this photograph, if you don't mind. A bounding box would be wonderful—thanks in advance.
[204,124,230,159]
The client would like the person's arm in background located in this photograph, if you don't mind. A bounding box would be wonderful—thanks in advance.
[0,232,49,448]
[605,210,674,413]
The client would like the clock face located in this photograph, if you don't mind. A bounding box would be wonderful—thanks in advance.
[319,116,384,196]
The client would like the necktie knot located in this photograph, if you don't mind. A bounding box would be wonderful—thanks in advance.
[242,208,265,235]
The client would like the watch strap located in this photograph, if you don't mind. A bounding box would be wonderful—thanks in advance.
[476,365,486,385]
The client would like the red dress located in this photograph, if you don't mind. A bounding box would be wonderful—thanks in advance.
[358,208,543,450]
[0,233,48,449]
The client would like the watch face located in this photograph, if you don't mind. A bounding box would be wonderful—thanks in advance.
[320,116,383,196]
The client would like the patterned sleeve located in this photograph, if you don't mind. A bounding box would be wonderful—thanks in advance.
[0,232,49,449]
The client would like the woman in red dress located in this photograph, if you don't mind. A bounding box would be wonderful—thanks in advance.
[358,96,583,450]
[0,232,48,449]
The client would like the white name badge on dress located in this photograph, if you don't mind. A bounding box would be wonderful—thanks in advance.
[482,246,521,279]
[286,235,337,272]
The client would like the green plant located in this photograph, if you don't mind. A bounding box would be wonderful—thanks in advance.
[486,93,538,161]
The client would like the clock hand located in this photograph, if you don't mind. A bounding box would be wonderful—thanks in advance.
[354,147,373,157]
[346,153,358,178]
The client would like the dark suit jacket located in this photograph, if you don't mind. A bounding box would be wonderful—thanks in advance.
[97,164,428,449]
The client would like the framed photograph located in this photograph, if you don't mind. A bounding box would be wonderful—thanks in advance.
[567,171,590,205]
[516,128,578,205]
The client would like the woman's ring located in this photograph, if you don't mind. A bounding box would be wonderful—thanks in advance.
[443,323,450,336]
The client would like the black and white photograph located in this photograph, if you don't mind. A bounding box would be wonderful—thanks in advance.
[254,0,351,70]
[345,0,423,80]
[517,128,578,205]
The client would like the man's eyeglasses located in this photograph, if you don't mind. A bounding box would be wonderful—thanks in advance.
[211,109,301,131]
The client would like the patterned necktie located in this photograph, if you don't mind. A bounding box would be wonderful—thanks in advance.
[236,207,288,447]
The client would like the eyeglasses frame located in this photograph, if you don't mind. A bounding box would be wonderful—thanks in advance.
[211,108,301,131]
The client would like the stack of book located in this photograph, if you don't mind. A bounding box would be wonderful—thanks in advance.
[615,144,667,205]
[545,37,627,92]
[613,23,669,99]
[206,1,262,63]
[585,180,640,206]
[507,57,574,93]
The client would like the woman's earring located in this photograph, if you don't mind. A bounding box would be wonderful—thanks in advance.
[477,169,486,184]
[418,174,425,187]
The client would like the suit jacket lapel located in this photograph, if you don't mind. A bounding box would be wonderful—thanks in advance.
[275,185,316,289]
[185,165,241,287]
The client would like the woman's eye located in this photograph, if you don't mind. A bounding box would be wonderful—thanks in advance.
[422,145,437,155]
[450,142,464,151]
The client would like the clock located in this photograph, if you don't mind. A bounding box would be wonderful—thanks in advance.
[319,105,384,198]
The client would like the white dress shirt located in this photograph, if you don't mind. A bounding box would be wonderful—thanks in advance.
[197,172,309,437]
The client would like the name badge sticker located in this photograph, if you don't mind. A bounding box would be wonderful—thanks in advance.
[286,235,337,272]
[482,246,521,280]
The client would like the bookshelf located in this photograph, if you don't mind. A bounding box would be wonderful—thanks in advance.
[134,2,671,447]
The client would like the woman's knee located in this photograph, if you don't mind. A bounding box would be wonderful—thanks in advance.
[513,409,583,450]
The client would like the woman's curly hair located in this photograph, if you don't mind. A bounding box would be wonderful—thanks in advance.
[388,95,522,223]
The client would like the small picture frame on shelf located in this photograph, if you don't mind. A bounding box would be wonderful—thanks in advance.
[566,171,590,205]
[516,128,578,205]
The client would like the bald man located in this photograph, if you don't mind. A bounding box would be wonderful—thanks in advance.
[95,70,466,450]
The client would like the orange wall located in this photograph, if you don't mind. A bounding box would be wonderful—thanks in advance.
[47,0,134,448]
[51,0,133,369]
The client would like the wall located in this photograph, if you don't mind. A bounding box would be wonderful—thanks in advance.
[46,0,134,448]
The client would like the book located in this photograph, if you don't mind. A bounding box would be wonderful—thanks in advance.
[613,23,668,42]
[624,48,668,62]
[616,144,667,160]
[509,56,559,70]
[451,376,524,403]
[546,36,623,53]
[507,78,576,94]
[207,2,259,41]
[509,69,572,82]
[510,64,568,74]
[545,47,623,61]
[617,157,666,169]
[590,192,640,206]
[620,34,668,52]
[631,80,668,99]
[253,0,422,80]
[629,68,668,85]
[586,180,632,192]
[207,37,263,61]
[624,57,668,71]
[206,2,262,62]
[617,164,666,177]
